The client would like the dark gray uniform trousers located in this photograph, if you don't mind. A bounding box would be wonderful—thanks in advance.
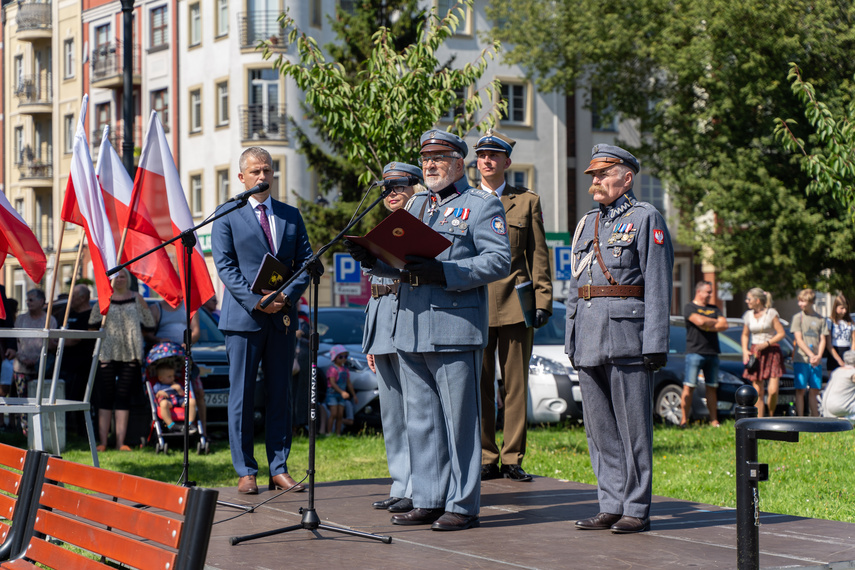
[578,364,653,519]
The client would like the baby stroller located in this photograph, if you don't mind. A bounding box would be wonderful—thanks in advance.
[143,342,210,454]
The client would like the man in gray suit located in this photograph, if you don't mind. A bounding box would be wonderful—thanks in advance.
[348,130,510,531]
[565,144,674,534]
[212,147,312,495]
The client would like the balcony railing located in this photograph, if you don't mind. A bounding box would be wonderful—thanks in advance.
[239,105,287,142]
[91,43,141,84]
[17,2,51,32]
[15,74,52,106]
[237,11,286,50]
[91,123,143,159]
[19,159,53,180]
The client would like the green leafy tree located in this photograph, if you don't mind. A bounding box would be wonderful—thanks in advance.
[263,1,504,252]
[486,0,855,296]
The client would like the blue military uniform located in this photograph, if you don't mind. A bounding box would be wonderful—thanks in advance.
[370,134,511,523]
[565,145,673,530]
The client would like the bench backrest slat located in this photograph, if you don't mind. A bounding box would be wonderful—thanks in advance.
[33,509,177,570]
[44,458,188,515]
[40,484,183,549]
[14,536,110,570]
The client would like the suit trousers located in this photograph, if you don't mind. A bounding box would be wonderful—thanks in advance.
[399,350,482,515]
[225,325,295,477]
[578,364,653,519]
[374,353,411,499]
[480,322,533,466]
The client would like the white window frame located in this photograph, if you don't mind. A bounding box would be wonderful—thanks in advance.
[63,39,75,79]
[434,0,473,36]
[499,78,533,127]
[216,168,229,204]
[190,173,203,216]
[507,165,534,190]
[216,80,229,127]
[216,0,229,37]
[189,2,201,47]
[64,114,75,154]
[189,88,202,133]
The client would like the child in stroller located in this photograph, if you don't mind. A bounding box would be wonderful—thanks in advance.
[144,342,209,454]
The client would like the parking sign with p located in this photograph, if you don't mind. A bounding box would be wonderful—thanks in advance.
[554,246,574,280]
[334,253,361,283]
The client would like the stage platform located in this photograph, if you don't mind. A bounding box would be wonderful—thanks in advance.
[203,475,855,569]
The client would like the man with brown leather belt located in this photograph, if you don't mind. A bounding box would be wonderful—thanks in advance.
[475,130,553,483]
[565,144,674,534]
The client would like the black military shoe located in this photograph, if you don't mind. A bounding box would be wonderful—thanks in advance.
[611,516,650,534]
[372,496,403,510]
[480,464,502,481]
[500,464,533,482]
[575,512,622,530]
[387,498,413,512]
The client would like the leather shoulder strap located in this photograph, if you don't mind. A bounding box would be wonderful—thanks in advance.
[592,213,618,286]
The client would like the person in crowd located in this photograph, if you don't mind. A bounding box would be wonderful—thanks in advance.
[153,361,197,433]
[359,161,421,512]
[680,281,728,427]
[59,284,96,437]
[741,288,786,417]
[202,294,220,323]
[11,289,57,434]
[821,350,855,421]
[212,146,312,495]
[88,269,155,451]
[144,300,207,433]
[347,130,511,531]
[826,293,855,374]
[790,288,827,417]
[475,130,553,483]
[324,345,356,436]
[0,288,18,402]
[566,144,674,534]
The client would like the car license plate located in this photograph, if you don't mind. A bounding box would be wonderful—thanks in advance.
[205,392,229,407]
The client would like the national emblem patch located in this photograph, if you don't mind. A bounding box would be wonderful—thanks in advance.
[653,229,665,245]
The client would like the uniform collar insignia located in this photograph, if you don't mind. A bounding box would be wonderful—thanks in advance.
[601,189,637,219]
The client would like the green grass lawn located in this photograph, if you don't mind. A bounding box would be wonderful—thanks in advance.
[6,418,855,523]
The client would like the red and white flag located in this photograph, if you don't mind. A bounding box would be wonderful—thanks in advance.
[95,127,183,308]
[126,112,214,316]
[0,190,46,320]
[60,97,117,315]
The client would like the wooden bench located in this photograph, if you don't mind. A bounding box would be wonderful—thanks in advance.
[0,451,218,570]
[0,444,45,562]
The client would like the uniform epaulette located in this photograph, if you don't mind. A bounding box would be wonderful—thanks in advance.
[468,188,493,200]
[404,192,428,211]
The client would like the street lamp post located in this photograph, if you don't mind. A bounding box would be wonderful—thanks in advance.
[120,0,135,177]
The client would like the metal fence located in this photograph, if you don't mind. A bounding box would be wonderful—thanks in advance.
[239,105,288,143]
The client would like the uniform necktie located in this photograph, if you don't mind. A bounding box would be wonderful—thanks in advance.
[256,204,275,252]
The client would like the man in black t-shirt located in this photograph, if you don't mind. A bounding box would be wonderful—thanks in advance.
[681,281,728,427]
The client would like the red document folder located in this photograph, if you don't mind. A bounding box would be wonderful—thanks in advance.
[345,208,452,269]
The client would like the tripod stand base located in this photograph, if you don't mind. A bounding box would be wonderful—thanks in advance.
[229,507,391,545]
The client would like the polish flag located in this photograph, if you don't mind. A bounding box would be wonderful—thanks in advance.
[60,97,117,315]
[126,112,214,316]
[0,190,46,319]
[95,127,183,307]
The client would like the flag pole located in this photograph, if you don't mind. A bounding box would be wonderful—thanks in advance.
[60,237,87,329]
[44,222,67,329]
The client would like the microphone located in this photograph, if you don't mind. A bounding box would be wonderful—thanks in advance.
[227,181,269,203]
[374,175,420,188]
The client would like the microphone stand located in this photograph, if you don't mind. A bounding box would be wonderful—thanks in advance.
[107,197,255,513]
[230,184,395,546]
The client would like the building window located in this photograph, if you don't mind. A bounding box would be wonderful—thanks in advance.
[216,0,228,37]
[95,102,111,136]
[216,169,229,204]
[14,56,23,90]
[151,89,169,131]
[441,86,466,122]
[435,0,472,35]
[151,5,168,49]
[14,199,25,219]
[190,174,203,215]
[500,81,529,125]
[190,89,202,133]
[14,127,24,164]
[189,2,201,47]
[271,159,281,201]
[591,90,618,132]
[338,0,357,15]
[508,169,528,189]
[638,173,665,213]
[216,81,229,126]
[64,39,75,79]
[64,114,75,154]
[310,0,322,28]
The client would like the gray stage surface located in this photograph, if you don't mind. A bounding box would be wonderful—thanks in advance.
[203,476,855,569]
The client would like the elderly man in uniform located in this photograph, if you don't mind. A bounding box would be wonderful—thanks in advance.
[566,144,674,534]
[475,130,553,483]
[348,130,510,531]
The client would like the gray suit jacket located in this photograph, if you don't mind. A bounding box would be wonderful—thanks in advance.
[565,189,674,367]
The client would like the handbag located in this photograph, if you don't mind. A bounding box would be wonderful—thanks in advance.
[746,354,760,373]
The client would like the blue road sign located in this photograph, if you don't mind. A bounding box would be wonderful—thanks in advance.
[554,246,574,280]
[334,253,361,283]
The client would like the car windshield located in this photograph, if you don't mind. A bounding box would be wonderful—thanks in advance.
[316,309,366,345]
[196,308,224,344]
[533,303,566,345]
